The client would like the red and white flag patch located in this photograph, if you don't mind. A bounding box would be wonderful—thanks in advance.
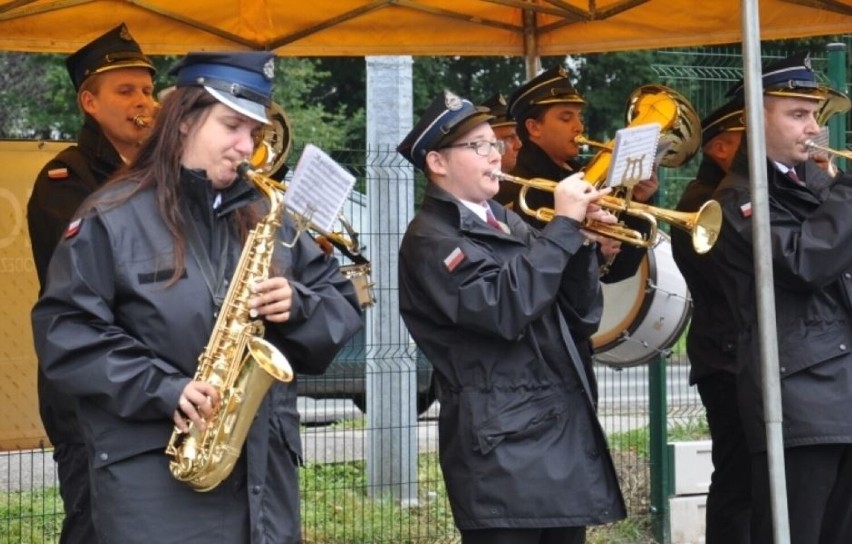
[47,168,69,180]
[65,218,82,239]
[443,247,465,272]
[740,202,752,218]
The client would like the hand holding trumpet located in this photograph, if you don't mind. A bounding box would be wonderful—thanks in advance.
[552,172,615,224]
[551,172,620,245]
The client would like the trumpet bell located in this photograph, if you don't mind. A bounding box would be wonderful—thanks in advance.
[693,200,722,254]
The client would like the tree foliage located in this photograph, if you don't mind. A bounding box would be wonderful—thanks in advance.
[0,54,359,150]
[0,53,75,138]
[1,36,848,157]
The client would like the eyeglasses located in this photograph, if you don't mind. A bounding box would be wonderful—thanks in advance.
[443,140,506,157]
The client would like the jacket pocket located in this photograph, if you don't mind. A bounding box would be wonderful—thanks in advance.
[90,421,172,469]
[472,391,567,455]
[777,324,852,377]
[271,410,303,466]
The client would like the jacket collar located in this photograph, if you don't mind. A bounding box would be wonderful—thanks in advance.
[514,139,581,179]
[179,167,261,219]
[728,139,827,204]
[695,155,727,188]
[77,114,124,181]
[421,182,511,235]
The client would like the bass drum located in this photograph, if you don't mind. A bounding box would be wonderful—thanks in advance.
[591,232,692,368]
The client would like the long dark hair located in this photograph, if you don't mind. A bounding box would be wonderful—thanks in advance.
[84,86,260,284]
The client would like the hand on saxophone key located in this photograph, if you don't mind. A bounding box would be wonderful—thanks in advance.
[173,381,220,433]
[553,172,612,223]
[249,277,293,323]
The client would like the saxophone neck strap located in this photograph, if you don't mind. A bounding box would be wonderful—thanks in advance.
[181,199,231,308]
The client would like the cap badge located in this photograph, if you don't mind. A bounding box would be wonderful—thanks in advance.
[263,58,275,81]
[557,66,568,78]
[803,54,812,71]
[119,26,133,42]
[445,91,463,111]
[496,94,508,106]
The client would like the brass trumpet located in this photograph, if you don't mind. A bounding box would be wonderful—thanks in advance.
[804,139,852,160]
[575,135,613,153]
[132,114,154,128]
[492,170,722,254]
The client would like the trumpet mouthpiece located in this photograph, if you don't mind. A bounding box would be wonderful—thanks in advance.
[133,114,153,128]
[490,169,504,180]
[236,161,255,179]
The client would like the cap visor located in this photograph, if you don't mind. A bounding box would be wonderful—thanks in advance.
[206,87,270,124]
[489,120,517,128]
[437,112,494,148]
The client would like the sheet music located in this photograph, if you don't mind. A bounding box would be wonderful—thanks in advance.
[286,144,356,233]
[605,123,661,188]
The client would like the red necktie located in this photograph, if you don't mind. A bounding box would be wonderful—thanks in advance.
[788,168,802,184]
[484,205,502,231]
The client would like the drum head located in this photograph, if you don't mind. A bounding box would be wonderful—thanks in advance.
[591,233,692,368]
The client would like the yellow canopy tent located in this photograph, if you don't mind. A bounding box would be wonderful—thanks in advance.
[0,0,850,58]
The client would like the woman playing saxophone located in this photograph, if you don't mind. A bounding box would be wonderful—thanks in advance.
[31,51,363,544]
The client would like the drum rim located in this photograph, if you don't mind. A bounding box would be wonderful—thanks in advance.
[591,252,654,351]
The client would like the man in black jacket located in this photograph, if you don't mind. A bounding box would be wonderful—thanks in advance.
[711,52,852,544]
[26,23,156,544]
[495,65,659,399]
[671,98,750,544]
